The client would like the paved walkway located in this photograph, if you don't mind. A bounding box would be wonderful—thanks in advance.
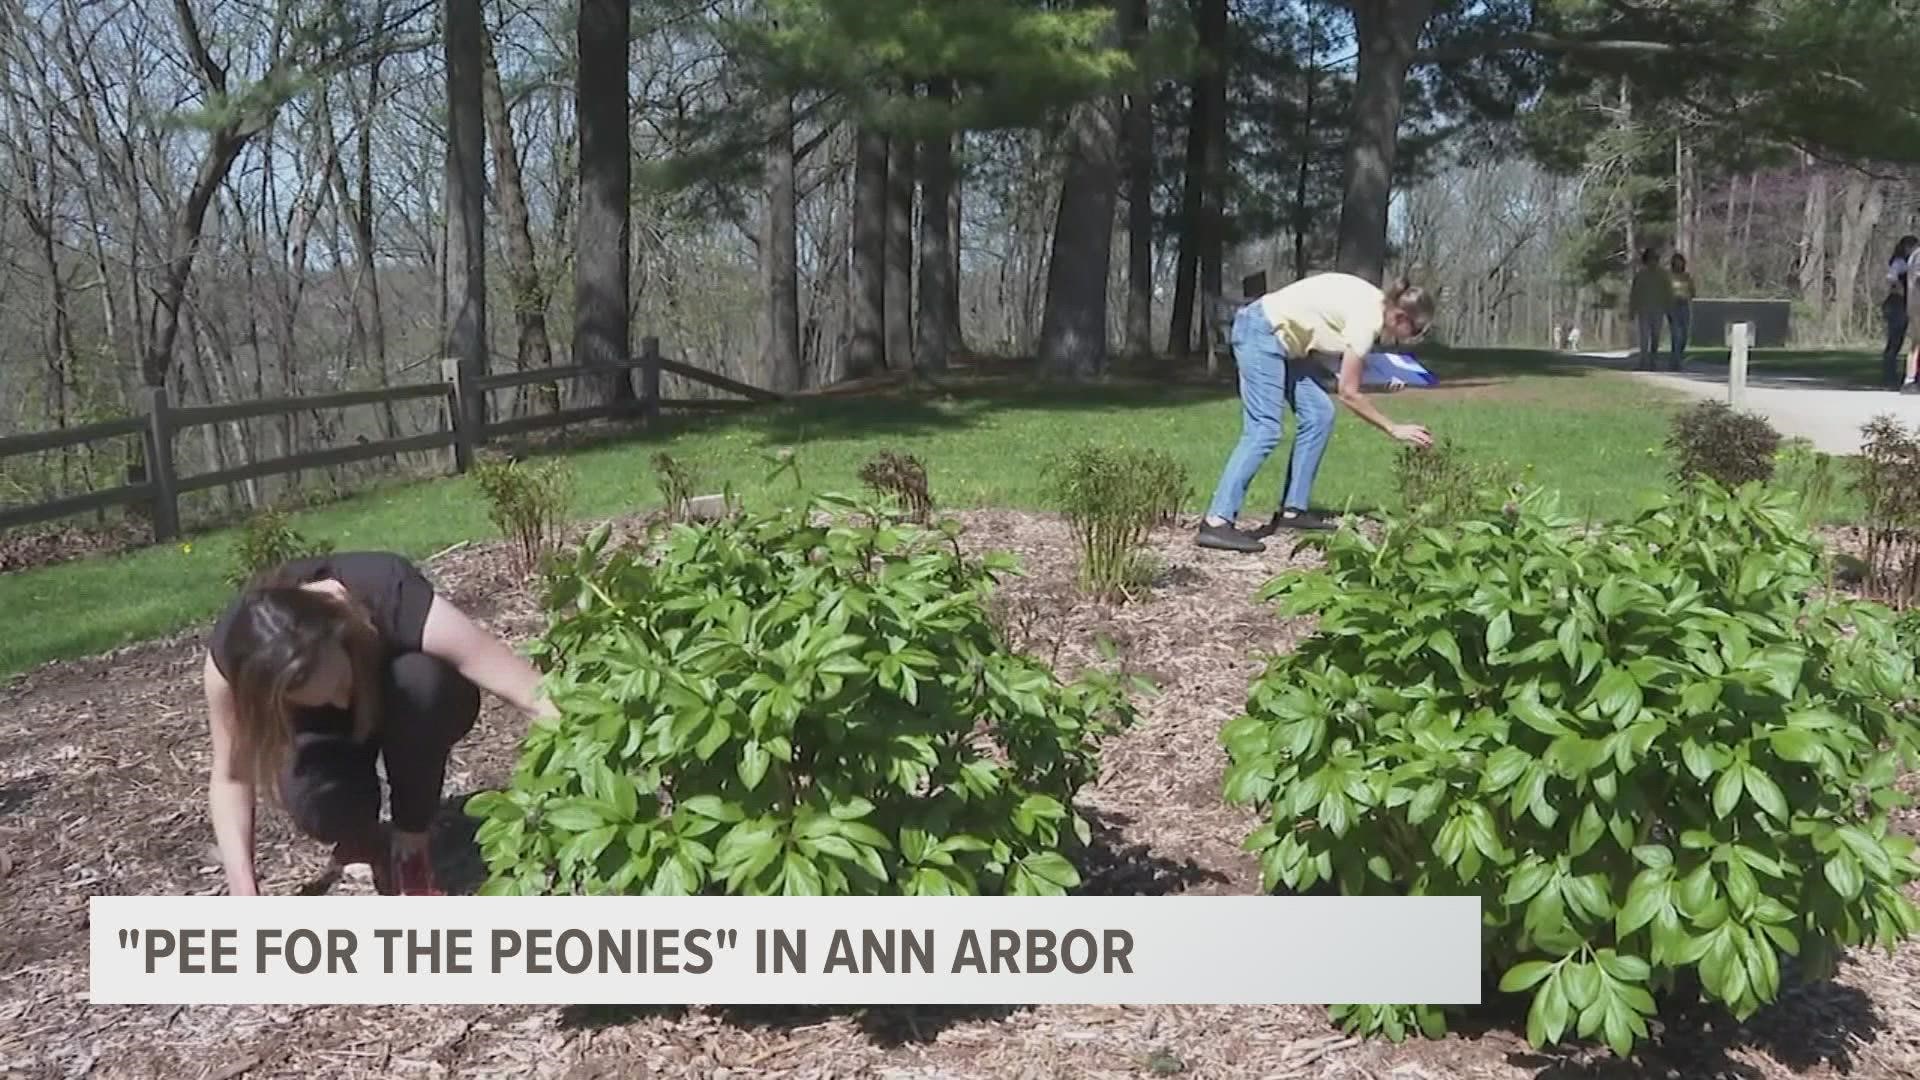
[1564,350,1920,455]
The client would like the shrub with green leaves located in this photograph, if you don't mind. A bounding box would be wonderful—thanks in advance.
[1774,438,1839,527]
[467,494,1144,897]
[471,454,574,578]
[1853,415,1920,607]
[859,450,934,523]
[1044,444,1189,601]
[226,507,333,585]
[1666,400,1780,491]
[1221,480,1920,1056]
[1395,437,1515,524]
[652,452,701,522]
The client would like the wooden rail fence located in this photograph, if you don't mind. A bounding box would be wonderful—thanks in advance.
[0,338,781,540]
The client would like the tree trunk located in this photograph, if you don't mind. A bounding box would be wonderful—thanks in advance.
[1168,79,1206,355]
[574,0,634,405]
[849,126,888,378]
[1797,161,1829,319]
[885,132,916,369]
[445,0,489,430]
[915,80,957,372]
[1739,172,1758,287]
[763,89,802,393]
[1334,0,1435,283]
[1830,174,1884,342]
[1198,0,1228,305]
[480,17,555,379]
[1293,6,1319,281]
[949,139,965,355]
[141,130,248,387]
[1038,88,1122,379]
[1122,0,1153,358]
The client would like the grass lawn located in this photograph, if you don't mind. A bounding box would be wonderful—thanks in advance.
[0,353,1683,678]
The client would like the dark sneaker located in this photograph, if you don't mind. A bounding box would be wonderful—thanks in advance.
[1196,521,1265,553]
[1262,509,1337,535]
[391,844,444,896]
[1902,382,1920,395]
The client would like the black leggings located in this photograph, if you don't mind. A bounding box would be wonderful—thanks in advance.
[279,653,480,858]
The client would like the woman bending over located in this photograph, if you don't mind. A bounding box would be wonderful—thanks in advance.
[204,551,555,895]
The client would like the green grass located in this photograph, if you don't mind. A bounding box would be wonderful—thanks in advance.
[0,355,1684,678]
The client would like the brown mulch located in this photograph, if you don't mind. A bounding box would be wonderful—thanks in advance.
[0,510,1916,1080]
[0,520,153,575]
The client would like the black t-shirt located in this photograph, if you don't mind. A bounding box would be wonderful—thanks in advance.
[207,551,437,682]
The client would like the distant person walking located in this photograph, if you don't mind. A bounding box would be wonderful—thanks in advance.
[1884,235,1918,389]
[1567,325,1582,352]
[1196,273,1436,554]
[1629,248,1673,371]
[1667,253,1695,370]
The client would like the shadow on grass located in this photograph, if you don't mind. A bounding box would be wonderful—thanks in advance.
[522,352,1607,457]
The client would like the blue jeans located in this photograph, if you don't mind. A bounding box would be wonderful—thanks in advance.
[1636,312,1664,369]
[1205,304,1335,522]
[1667,305,1691,365]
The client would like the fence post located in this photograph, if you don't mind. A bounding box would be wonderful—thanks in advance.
[1728,322,1750,410]
[443,357,476,473]
[640,336,662,421]
[141,384,181,542]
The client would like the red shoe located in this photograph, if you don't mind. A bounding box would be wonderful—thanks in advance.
[390,845,444,896]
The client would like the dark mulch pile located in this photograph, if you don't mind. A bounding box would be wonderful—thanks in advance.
[0,510,1914,1079]
[0,521,152,575]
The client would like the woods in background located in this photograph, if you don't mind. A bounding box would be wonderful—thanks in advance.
[3,0,1919,519]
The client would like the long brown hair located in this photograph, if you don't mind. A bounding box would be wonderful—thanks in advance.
[224,568,384,794]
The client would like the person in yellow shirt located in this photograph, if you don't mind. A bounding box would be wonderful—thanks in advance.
[1198,272,1436,553]
[1666,253,1695,371]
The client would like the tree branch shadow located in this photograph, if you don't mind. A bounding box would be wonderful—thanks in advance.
[1073,808,1232,896]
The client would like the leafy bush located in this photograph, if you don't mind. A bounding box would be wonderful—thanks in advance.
[652,452,701,522]
[859,451,934,523]
[1774,438,1839,527]
[1666,400,1780,491]
[1852,415,1920,607]
[1221,481,1920,1056]
[1044,444,1189,601]
[471,455,573,578]
[226,507,333,585]
[1395,438,1515,524]
[467,494,1144,897]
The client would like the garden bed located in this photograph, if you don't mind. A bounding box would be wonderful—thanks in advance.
[0,509,1914,1079]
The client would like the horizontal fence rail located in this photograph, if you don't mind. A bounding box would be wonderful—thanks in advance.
[0,335,779,541]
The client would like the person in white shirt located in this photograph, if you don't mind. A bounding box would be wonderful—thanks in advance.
[1197,272,1436,553]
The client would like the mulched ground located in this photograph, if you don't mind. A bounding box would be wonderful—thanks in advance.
[1,509,1916,1080]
